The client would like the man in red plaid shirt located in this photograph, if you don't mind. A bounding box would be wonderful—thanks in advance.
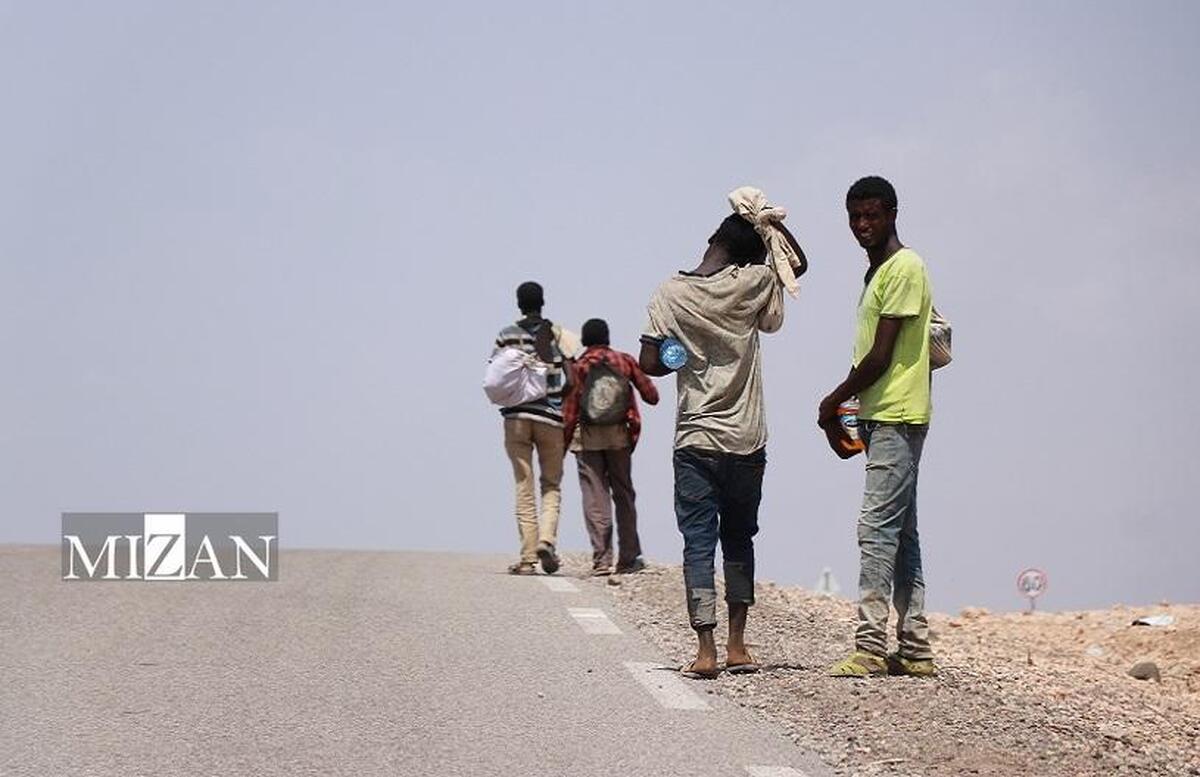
[562,318,660,576]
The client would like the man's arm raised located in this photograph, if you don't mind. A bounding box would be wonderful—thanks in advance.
[772,220,808,278]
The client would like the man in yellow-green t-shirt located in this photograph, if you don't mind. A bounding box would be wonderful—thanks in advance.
[818,176,937,679]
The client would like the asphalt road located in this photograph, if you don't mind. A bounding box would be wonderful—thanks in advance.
[0,547,829,776]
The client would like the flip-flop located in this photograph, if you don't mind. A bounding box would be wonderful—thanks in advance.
[726,651,761,675]
[678,660,721,680]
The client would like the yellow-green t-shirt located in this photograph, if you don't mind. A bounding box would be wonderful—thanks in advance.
[853,248,932,423]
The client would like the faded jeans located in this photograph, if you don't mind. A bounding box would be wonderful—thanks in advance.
[855,421,933,660]
[673,447,765,631]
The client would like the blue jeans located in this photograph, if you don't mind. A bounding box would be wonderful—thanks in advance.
[855,421,932,660]
[673,447,765,631]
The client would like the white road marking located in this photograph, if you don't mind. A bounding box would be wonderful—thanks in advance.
[539,576,578,593]
[567,607,622,634]
[623,661,710,710]
[745,767,809,777]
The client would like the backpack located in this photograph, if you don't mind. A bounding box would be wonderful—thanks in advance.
[581,357,630,425]
[483,347,549,407]
[929,306,952,370]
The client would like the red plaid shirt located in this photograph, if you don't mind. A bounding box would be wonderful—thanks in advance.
[563,346,659,449]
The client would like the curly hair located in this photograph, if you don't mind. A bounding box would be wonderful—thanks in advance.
[846,176,898,210]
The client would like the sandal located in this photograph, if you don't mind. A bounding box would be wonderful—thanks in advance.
[829,651,888,678]
[678,660,721,680]
[726,650,761,675]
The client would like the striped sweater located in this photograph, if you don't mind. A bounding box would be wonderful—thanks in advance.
[493,317,581,426]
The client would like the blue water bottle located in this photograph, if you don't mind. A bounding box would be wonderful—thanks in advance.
[659,337,688,371]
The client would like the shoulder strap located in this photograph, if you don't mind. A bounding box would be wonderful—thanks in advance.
[532,318,555,362]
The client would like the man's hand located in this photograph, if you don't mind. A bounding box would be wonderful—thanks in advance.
[817,394,841,429]
[639,340,671,377]
[823,421,864,459]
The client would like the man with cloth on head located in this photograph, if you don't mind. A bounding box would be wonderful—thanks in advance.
[639,187,808,679]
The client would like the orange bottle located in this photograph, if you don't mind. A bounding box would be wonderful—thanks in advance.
[825,399,865,459]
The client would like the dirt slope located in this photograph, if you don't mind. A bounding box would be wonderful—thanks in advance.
[566,557,1200,777]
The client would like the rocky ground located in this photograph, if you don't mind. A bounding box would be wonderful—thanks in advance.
[560,556,1200,777]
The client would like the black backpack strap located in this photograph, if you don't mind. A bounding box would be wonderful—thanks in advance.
[532,318,556,363]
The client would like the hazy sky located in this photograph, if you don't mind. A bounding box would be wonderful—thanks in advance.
[2,1,1197,612]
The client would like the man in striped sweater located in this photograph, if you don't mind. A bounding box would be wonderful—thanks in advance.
[493,281,582,575]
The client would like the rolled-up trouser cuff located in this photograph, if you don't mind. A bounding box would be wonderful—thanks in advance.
[723,561,755,605]
[686,586,718,630]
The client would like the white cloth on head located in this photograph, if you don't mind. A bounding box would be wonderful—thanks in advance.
[727,186,802,298]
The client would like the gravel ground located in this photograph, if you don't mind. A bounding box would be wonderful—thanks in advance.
[560,555,1200,777]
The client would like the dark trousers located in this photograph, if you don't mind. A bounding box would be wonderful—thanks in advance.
[673,446,765,630]
[575,448,641,570]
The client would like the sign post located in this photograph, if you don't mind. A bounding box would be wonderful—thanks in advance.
[1016,568,1048,613]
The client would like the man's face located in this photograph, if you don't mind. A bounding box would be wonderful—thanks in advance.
[847,198,896,250]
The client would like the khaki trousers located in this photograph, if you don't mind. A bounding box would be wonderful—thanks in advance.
[503,418,565,563]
